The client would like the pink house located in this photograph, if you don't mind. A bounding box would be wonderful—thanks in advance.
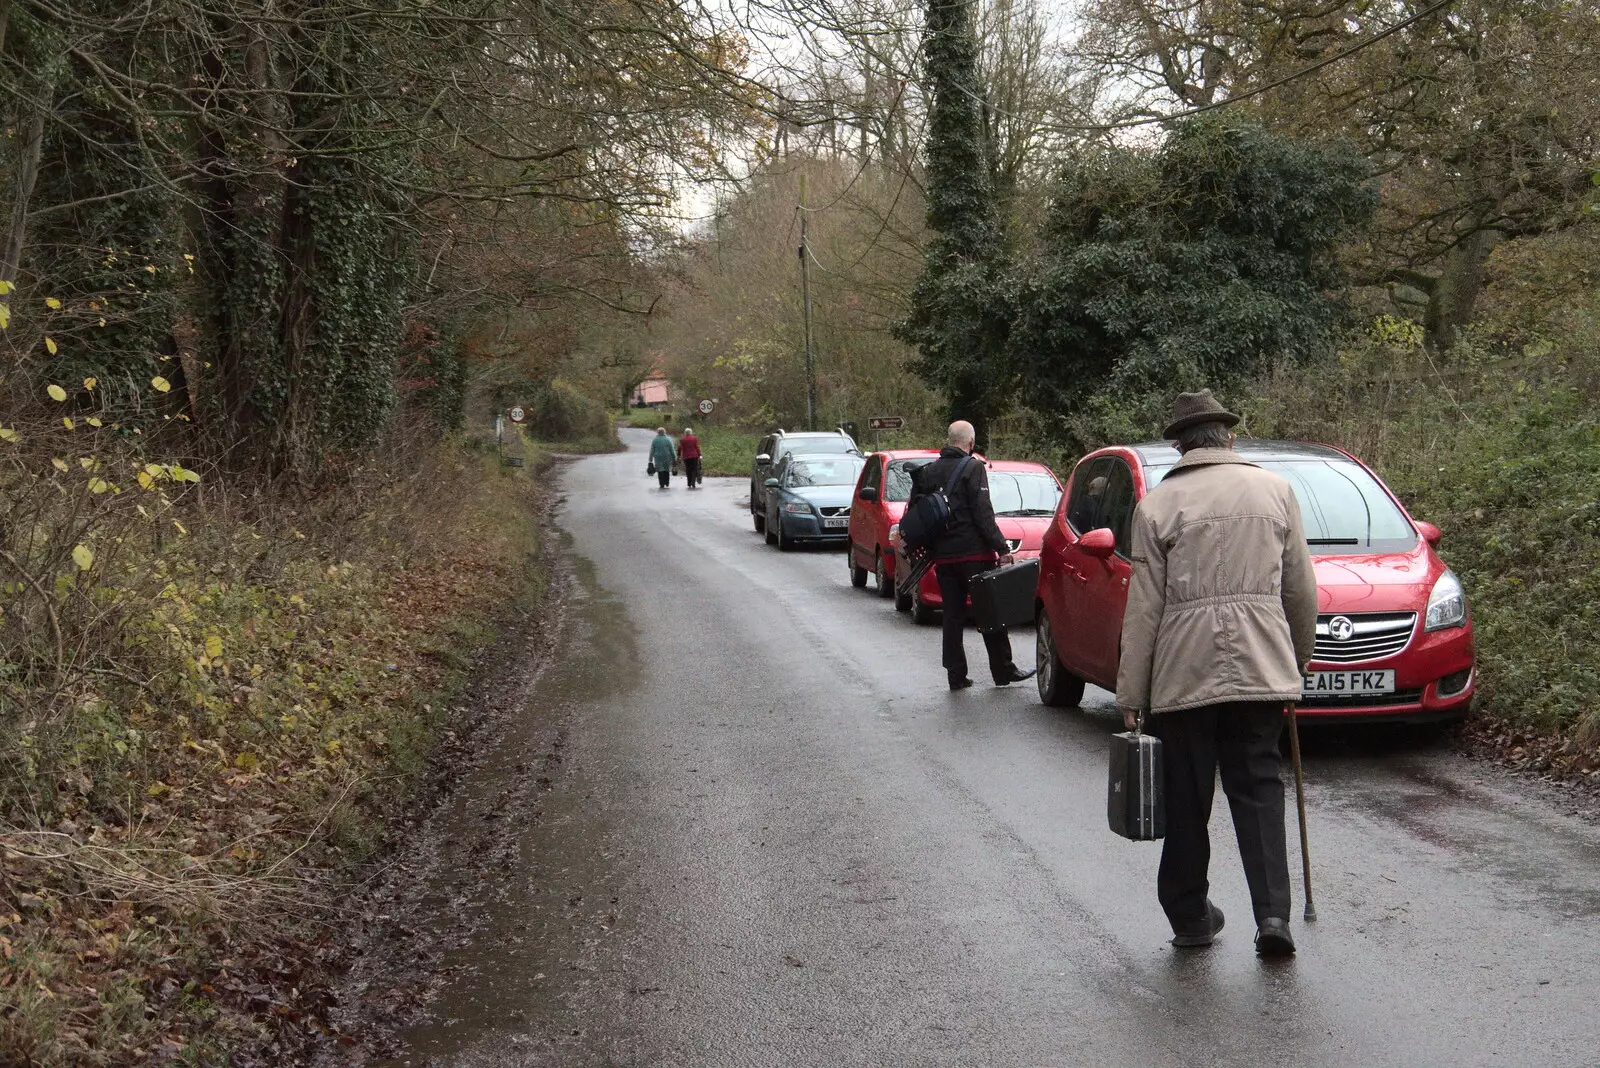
[632,378,670,406]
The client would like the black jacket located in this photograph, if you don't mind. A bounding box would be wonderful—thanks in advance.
[909,446,1009,560]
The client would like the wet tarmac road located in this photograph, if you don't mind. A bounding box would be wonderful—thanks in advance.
[368,429,1600,1067]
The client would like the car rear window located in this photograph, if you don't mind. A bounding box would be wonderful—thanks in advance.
[782,436,855,457]
[885,458,934,502]
[1143,460,1416,555]
[991,472,1062,516]
[789,458,865,487]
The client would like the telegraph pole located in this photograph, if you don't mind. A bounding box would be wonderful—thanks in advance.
[799,174,817,431]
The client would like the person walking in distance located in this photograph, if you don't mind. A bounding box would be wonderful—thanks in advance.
[1116,390,1317,957]
[679,427,703,489]
[649,427,676,490]
[908,420,1035,691]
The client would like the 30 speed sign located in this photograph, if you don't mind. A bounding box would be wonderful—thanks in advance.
[508,405,527,423]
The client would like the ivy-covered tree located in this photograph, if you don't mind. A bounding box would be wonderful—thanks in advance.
[894,0,1012,451]
[1009,116,1376,447]
[0,0,753,477]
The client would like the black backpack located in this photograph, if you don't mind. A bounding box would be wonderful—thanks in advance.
[900,456,972,552]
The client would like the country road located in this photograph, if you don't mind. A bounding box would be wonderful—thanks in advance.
[349,428,1600,1068]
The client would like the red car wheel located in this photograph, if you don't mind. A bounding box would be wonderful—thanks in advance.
[1036,610,1085,708]
[850,548,869,588]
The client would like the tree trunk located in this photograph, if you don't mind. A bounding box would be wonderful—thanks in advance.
[1424,229,1501,351]
[950,381,990,454]
[0,0,15,58]
[0,100,46,289]
[859,58,873,160]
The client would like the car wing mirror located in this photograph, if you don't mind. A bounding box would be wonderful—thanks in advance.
[1416,520,1442,546]
[1079,526,1116,559]
[858,486,879,502]
[764,478,780,488]
[755,453,771,464]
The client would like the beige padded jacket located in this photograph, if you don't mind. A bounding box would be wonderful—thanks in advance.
[1115,448,1318,715]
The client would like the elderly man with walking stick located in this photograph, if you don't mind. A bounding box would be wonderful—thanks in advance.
[1116,390,1318,957]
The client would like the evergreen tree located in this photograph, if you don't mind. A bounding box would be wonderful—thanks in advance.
[1010,117,1377,448]
[894,0,1012,451]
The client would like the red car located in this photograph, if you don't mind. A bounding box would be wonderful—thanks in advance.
[1034,440,1475,724]
[892,460,1064,625]
[846,449,941,598]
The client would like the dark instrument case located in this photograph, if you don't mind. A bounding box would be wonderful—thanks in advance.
[969,558,1040,633]
[1108,728,1166,841]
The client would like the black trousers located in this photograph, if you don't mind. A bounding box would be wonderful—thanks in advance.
[656,468,670,489]
[1148,701,1291,930]
[684,458,702,486]
[935,560,1015,684]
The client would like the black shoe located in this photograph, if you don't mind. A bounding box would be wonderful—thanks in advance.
[1255,918,1296,957]
[995,666,1038,686]
[949,677,974,691]
[1170,901,1225,948]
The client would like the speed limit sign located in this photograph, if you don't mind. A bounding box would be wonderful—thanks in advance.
[698,399,714,415]
[508,405,526,423]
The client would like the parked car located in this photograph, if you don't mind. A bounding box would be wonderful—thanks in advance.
[891,460,1063,624]
[846,449,940,597]
[750,430,861,533]
[761,453,867,551]
[1034,440,1475,724]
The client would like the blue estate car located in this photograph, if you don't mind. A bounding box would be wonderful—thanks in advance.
[762,453,867,551]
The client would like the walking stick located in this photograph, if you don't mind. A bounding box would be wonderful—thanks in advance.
[1286,703,1317,921]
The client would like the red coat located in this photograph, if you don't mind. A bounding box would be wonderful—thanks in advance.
[677,433,702,461]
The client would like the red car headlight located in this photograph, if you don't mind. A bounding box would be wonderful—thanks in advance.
[1424,570,1467,631]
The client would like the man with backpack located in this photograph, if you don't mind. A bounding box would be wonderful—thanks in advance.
[904,421,1036,691]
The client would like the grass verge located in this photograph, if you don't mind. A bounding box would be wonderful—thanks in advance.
[694,430,761,478]
[535,433,624,455]
[0,422,554,1065]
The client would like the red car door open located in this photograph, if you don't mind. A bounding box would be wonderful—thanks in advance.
[1056,456,1136,683]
